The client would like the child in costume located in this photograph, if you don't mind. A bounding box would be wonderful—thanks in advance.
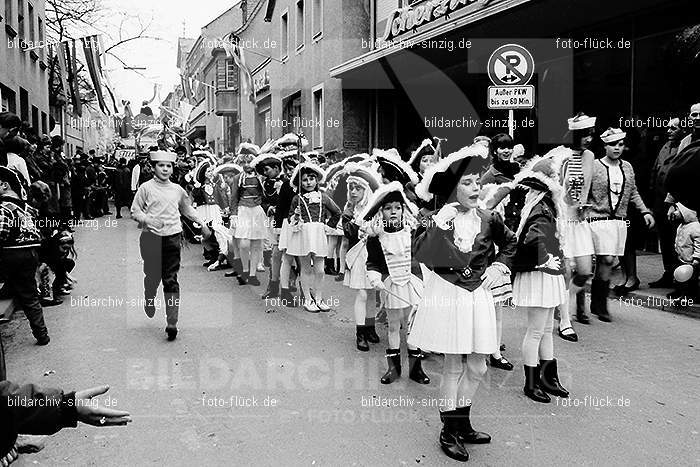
[341,162,383,350]
[285,162,341,312]
[276,152,302,305]
[509,156,570,403]
[230,144,268,286]
[409,144,517,463]
[363,181,429,385]
[191,159,230,271]
[130,150,211,341]
[213,162,244,279]
[250,152,284,299]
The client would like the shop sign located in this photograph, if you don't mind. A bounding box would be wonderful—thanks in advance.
[254,70,270,94]
[381,0,498,42]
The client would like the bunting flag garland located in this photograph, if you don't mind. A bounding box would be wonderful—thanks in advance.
[221,39,255,103]
[81,35,108,114]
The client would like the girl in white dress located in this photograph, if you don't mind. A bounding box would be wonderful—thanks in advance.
[410,144,517,463]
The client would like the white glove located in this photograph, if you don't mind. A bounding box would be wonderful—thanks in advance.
[536,253,561,271]
[432,203,459,230]
[481,264,505,290]
[367,271,386,290]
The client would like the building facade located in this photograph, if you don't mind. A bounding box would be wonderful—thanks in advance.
[1,0,50,134]
[236,0,371,157]
[183,6,242,154]
[331,0,700,159]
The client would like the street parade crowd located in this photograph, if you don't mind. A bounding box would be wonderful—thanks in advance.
[2,103,700,463]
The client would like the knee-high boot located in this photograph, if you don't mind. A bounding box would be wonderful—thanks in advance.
[407,349,430,384]
[439,410,470,462]
[590,279,612,322]
[380,348,401,384]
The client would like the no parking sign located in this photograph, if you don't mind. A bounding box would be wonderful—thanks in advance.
[487,44,535,109]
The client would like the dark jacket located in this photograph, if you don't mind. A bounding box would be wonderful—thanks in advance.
[342,206,361,248]
[366,227,422,278]
[511,195,565,275]
[274,178,295,229]
[261,177,281,218]
[480,164,526,233]
[413,208,516,291]
[1,381,78,460]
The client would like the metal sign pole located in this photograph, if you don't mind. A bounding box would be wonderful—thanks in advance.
[508,110,515,137]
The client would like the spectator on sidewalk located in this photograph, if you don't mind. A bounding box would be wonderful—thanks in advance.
[1,382,131,466]
[648,118,683,288]
[113,158,132,219]
[667,202,700,300]
[677,103,700,154]
[0,166,50,345]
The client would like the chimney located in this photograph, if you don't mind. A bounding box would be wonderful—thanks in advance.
[241,0,248,23]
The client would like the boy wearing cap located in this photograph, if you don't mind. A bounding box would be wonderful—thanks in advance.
[130,151,210,341]
[0,166,50,345]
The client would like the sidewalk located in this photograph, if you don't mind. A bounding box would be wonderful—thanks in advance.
[609,251,700,318]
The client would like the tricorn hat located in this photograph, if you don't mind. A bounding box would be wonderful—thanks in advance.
[416,144,490,202]
[360,180,418,221]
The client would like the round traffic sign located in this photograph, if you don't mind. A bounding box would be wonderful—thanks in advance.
[487,44,534,86]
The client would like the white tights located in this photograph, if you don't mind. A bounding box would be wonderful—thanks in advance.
[521,306,555,367]
[353,289,375,325]
[440,354,487,412]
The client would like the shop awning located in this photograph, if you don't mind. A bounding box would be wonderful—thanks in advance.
[330,0,532,78]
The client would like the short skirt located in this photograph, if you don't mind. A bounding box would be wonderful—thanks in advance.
[512,271,568,308]
[562,219,594,258]
[284,221,328,257]
[343,241,373,290]
[278,219,292,251]
[589,218,627,256]
[196,204,223,225]
[407,265,497,355]
[380,275,423,310]
[233,205,268,240]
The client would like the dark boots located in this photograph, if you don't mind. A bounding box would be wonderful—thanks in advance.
[454,405,491,444]
[263,249,272,267]
[380,349,401,384]
[590,279,612,322]
[539,359,569,398]
[575,289,590,324]
[262,280,280,300]
[237,271,249,285]
[523,365,551,403]
[408,349,430,384]
[365,317,380,343]
[324,257,336,275]
[356,325,369,351]
[224,258,243,277]
[439,410,470,462]
[279,288,297,307]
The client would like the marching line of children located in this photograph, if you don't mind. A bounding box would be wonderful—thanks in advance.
[131,131,583,463]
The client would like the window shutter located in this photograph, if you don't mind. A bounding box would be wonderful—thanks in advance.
[216,59,227,89]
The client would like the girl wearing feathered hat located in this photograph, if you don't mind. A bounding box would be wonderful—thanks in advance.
[583,127,654,321]
[362,181,429,385]
[479,133,526,371]
[341,162,384,350]
[409,144,517,463]
[509,155,570,403]
[283,162,341,312]
[191,159,230,271]
[229,143,267,286]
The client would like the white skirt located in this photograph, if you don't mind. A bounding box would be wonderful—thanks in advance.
[512,271,568,308]
[562,219,594,258]
[196,205,228,250]
[234,205,269,240]
[278,219,291,251]
[343,241,373,290]
[285,221,328,257]
[407,266,497,355]
[381,274,423,309]
[589,219,627,256]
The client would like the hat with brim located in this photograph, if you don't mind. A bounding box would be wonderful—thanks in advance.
[277,133,309,149]
[194,160,213,186]
[0,166,23,195]
[372,148,419,185]
[600,128,626,144]
[361,181,418,221]
[150,151,177,163]
[568,113,596,130]
[251,153,283,175]
[213,163,243,177]
[408,139,437,173]
[344,161,382,193]
[416,144,490,202]
[237,142,261,156]
[325,154,370,185]
[290,162,326,188]
[512,148,566,197]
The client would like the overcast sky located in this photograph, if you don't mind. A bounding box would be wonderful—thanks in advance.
[71,0,236,112]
